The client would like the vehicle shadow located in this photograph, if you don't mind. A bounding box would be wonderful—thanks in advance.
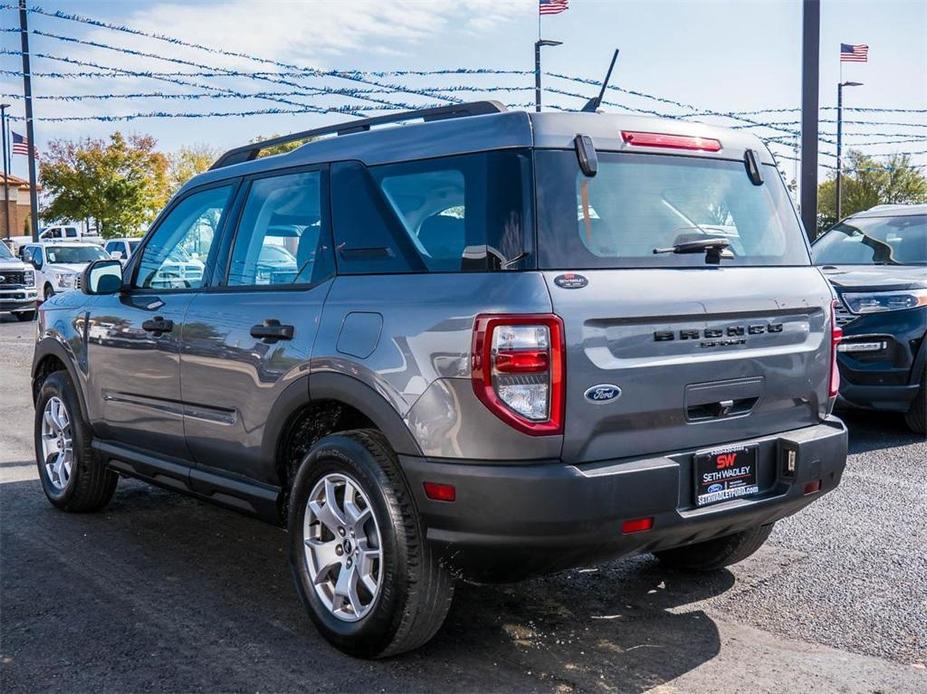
[1,475,731,693]
[838,408,926,453]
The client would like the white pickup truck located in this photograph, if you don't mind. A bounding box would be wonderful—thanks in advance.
[0,240,38,320]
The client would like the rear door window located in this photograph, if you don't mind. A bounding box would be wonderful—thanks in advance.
[227,170,333,287]
[331,150,532,274]
[536,151,810,269]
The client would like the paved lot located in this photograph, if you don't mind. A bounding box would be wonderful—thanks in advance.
[1,313,925,693]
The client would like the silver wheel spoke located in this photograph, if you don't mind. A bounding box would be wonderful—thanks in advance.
[308,499,343,536]
[305,538,341,581]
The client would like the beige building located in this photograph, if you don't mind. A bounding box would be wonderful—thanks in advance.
[1,173,38,239]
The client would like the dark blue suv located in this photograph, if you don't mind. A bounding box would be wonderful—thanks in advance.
[814,204,927,433]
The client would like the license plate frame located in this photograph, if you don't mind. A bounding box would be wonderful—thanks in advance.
[694,445,759,507]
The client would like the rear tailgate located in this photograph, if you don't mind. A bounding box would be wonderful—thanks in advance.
[546,267,833,464]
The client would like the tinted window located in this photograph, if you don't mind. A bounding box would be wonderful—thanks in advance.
[228,171,332,287]
[0,242,12,260]
[331,150,531,274]
[45,246,109,264]
[134,185,233,289]
[814,214,927,265]
[536,151,809,269]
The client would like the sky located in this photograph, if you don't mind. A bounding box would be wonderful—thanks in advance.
[0,0,925,183]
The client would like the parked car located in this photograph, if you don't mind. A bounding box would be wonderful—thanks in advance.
[813,203,927,433]
[0,239,38,320]
[31,102,848,658]
[8,225,103,255]
[103,237,141,263]
[21,241,110,300]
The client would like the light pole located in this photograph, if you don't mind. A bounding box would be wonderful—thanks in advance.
[0,102,9,240]
[534,39,562,112]
[836,80,863,222]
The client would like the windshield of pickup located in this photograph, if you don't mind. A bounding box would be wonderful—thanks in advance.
[0,242,13,260]
[535,151,810,269]
[45,245,110,264]
[813,214,927,265]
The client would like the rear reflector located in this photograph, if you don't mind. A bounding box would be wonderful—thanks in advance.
[803,480,822,495]
[423,482,456,502]
[621,517,654,534]
[621,130,722,152]
[829,300,844,398]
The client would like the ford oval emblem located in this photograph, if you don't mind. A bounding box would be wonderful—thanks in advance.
[554,273,588,289]
[584,384,621,403]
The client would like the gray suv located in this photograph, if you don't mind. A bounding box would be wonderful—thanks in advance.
[31,102,848,658]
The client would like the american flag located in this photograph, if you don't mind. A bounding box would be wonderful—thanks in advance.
[840,43,869,63]
[540,0,569,15]
[11,131,35,157]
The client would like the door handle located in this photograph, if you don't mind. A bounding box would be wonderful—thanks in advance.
[250,319,294,343]
[141,316,174,334]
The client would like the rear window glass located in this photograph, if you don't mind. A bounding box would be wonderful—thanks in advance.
[535,151,810,269]
[331,150,532,274]
[813,215,927,265]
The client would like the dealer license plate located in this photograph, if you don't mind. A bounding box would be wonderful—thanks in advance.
[694,445,759,507]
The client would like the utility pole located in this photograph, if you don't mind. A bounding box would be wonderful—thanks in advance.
[534,39,562,112]
[0,103,10,241]
[799,0,820,239]
[19,0,39,242]
[836,80,863,221]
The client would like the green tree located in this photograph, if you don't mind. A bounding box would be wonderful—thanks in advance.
[168,143,218,193]
[816,150,927,234]
[250,133,315,158]
[39,132,169,239]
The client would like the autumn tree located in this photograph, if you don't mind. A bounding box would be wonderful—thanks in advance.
[251,133,315,158]
[40,132,169,238]
[168,143,219,193]
[817,150,927,233]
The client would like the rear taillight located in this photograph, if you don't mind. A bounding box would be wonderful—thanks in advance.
[829,300,843,398]
[471,314,564,435]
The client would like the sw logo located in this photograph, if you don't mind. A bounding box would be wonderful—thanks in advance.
[716,453,738,469]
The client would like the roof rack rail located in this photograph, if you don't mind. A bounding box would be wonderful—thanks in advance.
[209,100,508,170]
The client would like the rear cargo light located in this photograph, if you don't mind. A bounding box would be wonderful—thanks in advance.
[471,314,564,435]
[423,482,456,502]
[621,517,654,534]
[829,300,843,398]
[621,130,722,152]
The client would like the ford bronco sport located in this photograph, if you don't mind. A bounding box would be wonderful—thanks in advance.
[32,102,848,658]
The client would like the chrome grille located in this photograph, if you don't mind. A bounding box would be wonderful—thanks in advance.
[0,271,25,286]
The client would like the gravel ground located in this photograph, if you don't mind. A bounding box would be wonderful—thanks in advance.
[1,313,925,693]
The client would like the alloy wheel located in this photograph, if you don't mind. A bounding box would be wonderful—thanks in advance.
[41,396,73,490]
[303,473,383,622]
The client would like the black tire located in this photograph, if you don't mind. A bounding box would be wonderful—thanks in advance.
[43,284,54,301]
[653,523,774,571]
[14,310,36,321]
[288,429,454,658]
[903,371,925,435]
[34,371,118,512]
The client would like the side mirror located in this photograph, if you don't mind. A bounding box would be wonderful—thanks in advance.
[82,259,123,295]
[110,250,124,260]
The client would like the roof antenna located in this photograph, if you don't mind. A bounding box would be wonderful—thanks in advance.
[581,49,620,113]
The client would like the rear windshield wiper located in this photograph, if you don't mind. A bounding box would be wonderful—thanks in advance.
[653,237,732,265]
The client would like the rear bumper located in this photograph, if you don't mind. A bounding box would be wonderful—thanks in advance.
[400,418,847,580]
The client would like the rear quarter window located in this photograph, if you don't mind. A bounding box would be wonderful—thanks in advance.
[331,150,532,274]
